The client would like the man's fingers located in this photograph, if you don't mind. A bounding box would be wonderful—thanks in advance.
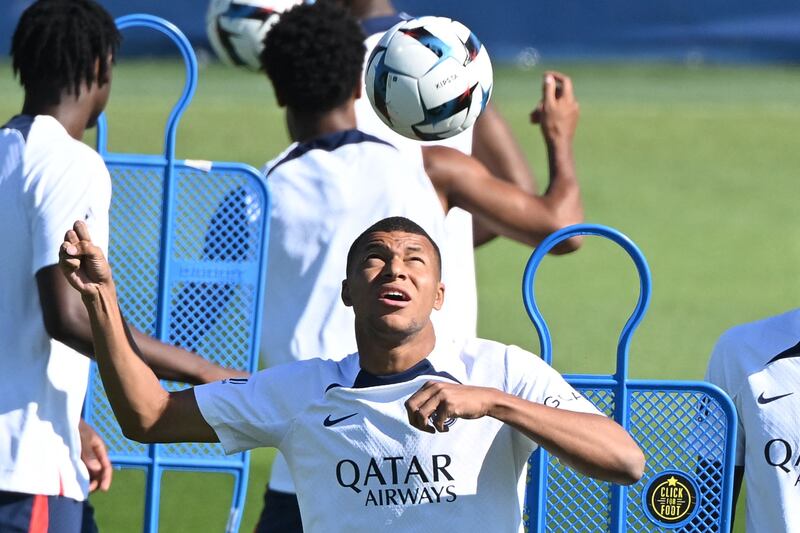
[545,70,574,100]
[60,242,101,269]
[60,241,79,261]
[408,383,457,433]
[406,382,441,433]
[73,219,93,242]
[435,407,450,432]
[93,439,113,491]
[542,73,556,104]
[64,228,80,245]
[84,456,101,492]
[530,104,544,124]
[98,456,113,491]
[560,75,573,98]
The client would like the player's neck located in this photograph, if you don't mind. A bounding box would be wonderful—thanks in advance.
[355,321,437,375]
[287,102,357,143]
[22,92,90,141]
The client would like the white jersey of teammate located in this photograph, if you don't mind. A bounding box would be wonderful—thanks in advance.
[261,128,445,492]
[0,115,111,500]
[356,14,479,340]
[705,309,800,533]
[197,337,602,532]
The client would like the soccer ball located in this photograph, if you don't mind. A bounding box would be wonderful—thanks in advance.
[206,0,301,70]
[365,16,493,141]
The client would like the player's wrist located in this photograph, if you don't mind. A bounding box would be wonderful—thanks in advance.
[544,133,575,151]
[485,389,518,421]
[81,281,118,311]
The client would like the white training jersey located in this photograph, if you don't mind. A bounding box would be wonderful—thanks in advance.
[705,309,800,533]
[261,129,446,491]
[197,337,602,532]
[0,114,111,500]
[356,15,478,340]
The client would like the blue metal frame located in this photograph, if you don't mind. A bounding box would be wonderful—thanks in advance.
[86,15,268,533]
[521,224,736,532]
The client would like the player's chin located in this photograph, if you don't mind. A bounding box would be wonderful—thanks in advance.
[372,312,422,335]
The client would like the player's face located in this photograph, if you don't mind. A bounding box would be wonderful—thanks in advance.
[343,231,444,335]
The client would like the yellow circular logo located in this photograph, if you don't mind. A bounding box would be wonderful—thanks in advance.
[643,472,698,526]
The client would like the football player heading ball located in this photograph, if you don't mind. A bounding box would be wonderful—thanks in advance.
[251,1,588,530]
[60,215,644,532]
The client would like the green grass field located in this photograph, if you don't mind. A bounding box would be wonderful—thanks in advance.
[2,59,798,531]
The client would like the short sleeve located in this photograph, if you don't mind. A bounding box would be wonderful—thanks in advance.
[194,360,324,454]
[502,345,604,459]
[505,345,603,416]
[705,333,746,465]
[29,147,111,273]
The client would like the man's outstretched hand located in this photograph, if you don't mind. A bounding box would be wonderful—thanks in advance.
[59,220,113,297]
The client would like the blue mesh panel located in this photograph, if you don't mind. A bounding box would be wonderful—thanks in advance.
[85,159,269,469]
[525,383,734,532]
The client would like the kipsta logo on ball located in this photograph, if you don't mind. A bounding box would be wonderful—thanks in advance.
[365,16,493,141]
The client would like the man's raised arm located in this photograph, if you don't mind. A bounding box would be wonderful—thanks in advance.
[59,220,217,444]
[423,71,583,254]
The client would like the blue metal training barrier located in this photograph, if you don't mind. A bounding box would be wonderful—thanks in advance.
[82,14,270,533]
[522,224,737,532]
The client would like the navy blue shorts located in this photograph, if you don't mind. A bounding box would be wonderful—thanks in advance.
[254,488,303,533]
[0,491,83,533]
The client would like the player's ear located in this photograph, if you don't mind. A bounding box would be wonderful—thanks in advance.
[353,78,362,100]
[433,282,444,311]
[341,279,352,307]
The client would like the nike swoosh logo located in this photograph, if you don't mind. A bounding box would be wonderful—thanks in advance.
[757,392,794,405]
[323,413,358,427]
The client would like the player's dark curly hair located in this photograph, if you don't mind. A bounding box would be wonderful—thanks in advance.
[346,217,442,277]
[11,0,120,104]
[261,1,366,114]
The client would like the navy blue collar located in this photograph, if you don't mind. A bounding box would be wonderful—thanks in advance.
[266,128,393,177]
[767,340,800,365]
[352,358,461,389]
[361,13,411,37]
[2,114,35,141]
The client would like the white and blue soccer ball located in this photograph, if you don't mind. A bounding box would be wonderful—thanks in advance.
[365,16,493,141]
[206,0,301,70]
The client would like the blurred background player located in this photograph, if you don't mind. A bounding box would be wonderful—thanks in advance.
[705,309,800,532]
[254,2,584,531]
[59,216,645,532]
[0,1,245,530]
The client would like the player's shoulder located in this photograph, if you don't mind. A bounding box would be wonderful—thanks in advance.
[264,130,398,178]
[707,309,800,390]
[264,352,360,387]
[452,337,548,381]
[713,309,800,362]
[27,116,108,179]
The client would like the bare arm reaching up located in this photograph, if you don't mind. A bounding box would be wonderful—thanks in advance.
[424,71,583,253]
[60,221,218,444]
[471,103,538,245]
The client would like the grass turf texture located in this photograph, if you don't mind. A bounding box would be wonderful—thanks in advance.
[1,59,798,532]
